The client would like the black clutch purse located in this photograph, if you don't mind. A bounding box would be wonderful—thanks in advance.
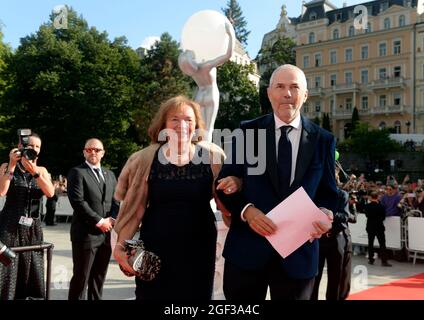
[119,240,161,281]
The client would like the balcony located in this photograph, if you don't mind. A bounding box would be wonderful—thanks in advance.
[308,87,324,97]
[332,109,353,119]
[370,77,405,90]
[370,105,409,115]
[331,83,360,94]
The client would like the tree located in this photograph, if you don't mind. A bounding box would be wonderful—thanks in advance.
[222,0,250,48]
[322,113,332,132]
[351,107,359,131]
[215,61,261,130]
[257,37,296,114]
[133,33,192,147]
[0,8,141,174]
[339,122,402,162]
[0,28,12,152]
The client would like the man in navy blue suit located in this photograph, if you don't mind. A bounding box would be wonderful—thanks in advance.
[216,64,338,300]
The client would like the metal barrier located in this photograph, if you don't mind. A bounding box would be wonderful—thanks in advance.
[350,212,424,264]
[10,242,54,300]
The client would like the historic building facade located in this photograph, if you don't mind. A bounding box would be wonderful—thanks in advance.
[259,0,423,140]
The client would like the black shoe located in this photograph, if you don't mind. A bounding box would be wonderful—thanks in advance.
[46,222,58,226]
[368,259,374,265]
[381,262,392,267]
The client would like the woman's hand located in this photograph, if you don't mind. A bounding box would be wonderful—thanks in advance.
[20,156,38,175]
[216,176,242,195]
[8,148,20,167]
[113,244,136,276]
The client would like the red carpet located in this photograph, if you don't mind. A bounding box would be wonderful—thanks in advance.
[347,272,424,300]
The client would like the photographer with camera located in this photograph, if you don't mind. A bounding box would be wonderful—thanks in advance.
[0,130,54,300]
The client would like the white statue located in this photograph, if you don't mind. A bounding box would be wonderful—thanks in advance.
[178,22,235,142]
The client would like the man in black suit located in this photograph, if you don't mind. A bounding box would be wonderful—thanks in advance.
[67,138,119,300]
[217,64,338,300]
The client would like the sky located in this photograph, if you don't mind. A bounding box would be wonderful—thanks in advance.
[0,0,364,59]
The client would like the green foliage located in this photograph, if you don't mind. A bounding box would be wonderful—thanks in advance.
[222,0,250,48]
[0,8,141,174]
[257,37,296,113]
[0,29,12,152]
[322,113,332,132]
[133,33,192,147]
[351,107,359,131]
[215,61,261,130]
[338,122,403,161]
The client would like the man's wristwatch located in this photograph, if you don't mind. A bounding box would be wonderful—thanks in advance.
[32,172,40,179]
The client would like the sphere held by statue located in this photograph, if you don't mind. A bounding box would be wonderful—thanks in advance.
[181,10,235,64]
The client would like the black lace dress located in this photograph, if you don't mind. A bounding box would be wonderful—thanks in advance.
[0,170,45,300]
[135,145,217,301]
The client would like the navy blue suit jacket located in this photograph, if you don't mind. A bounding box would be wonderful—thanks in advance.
[217,114,338,279]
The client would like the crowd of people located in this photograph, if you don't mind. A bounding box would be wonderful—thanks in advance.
[0,63,422,301]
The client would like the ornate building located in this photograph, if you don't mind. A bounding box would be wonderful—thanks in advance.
[259,0,424,140]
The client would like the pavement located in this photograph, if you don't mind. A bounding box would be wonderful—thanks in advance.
[42,222,424,300]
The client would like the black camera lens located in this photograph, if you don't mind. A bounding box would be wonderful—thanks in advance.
[22,148,38,161]
[0,241,16,267]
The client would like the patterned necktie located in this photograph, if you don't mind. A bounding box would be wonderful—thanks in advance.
[278,126,293,198]
[93,168,104,185]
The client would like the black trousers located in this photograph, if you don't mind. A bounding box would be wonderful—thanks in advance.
[311,232,346,300]
[339,230,353,300]
[367,229,388,263]
[68,237,111,300]
[223,252,315,300]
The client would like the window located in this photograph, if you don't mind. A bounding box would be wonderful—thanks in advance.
[310,12,317,20]
[335,13,342,21]
[379,95,387,107]
[393,40,401,55]
[315,76,321,88]
[304,103,309,113]
[394,93,401,106]
[394,120,401,133]
[309,32,315,44]
[330,74,337,86]
[394,66,401,78]
[379,43,387,56]
[361,69,369,84]
[330,50,337,64]
[361,96,369,110]
[333,29,339,39]
[345,72,353,84]
[345,48,353,62]
[330,99,335,110]
[380,2,389,12]
[366,22,372,33]
[379,121,386,129]
[384,18,391,29]
[315,53,322,67]
[349,26,355,37]
[346,98,352,111]
[361,45,368,59]
[399,15,405,27]
[315,101,321,112]
[303,56,310,68]
[379,67,387,79]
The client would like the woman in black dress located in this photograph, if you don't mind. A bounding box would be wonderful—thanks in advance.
[0,133,55,299]
[113,96,239,300]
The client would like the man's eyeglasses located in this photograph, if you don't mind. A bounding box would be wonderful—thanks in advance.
[84,148,103,153]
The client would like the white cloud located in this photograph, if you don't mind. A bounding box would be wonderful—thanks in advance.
[140,36,160,49]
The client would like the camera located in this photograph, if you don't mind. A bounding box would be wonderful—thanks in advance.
[0,240,16,267]
[17,129,38,161]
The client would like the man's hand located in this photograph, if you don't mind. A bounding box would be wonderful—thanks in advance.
[97,219,113,233]
[244,206,277,237]
[310,207,333,241]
